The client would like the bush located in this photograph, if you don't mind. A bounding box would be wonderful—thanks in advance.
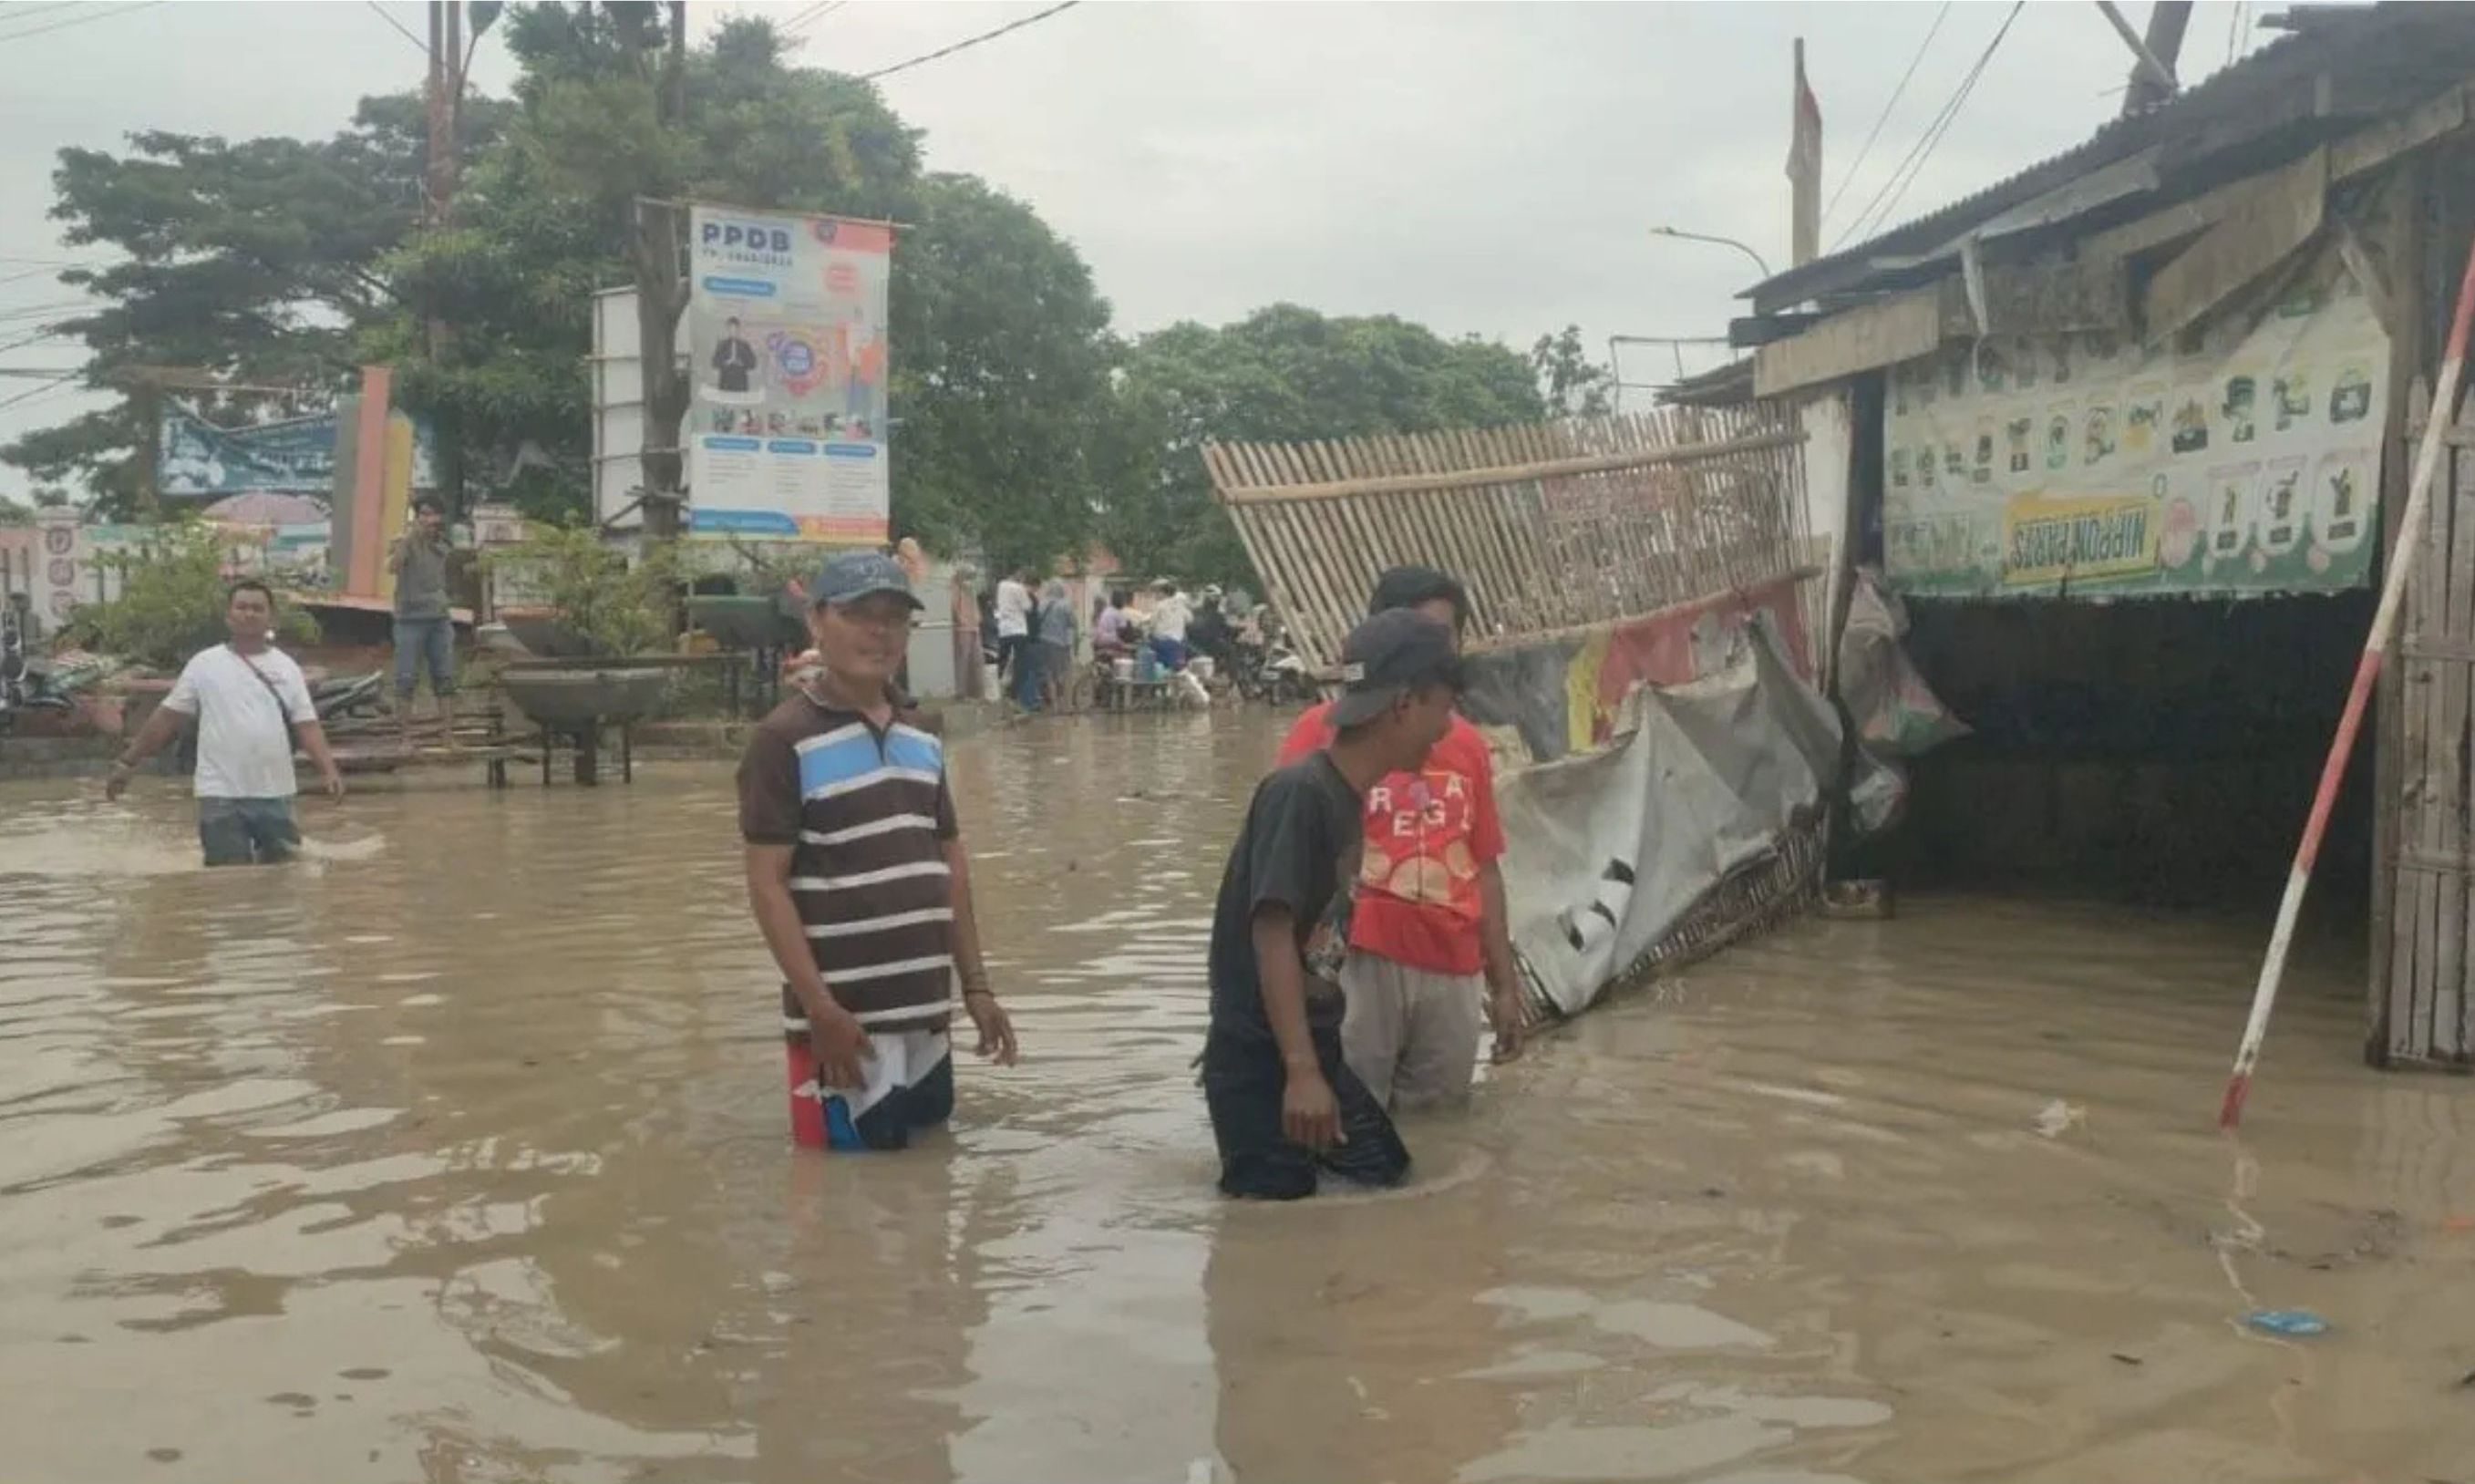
[63,525,320,670]
[485,524,681,656]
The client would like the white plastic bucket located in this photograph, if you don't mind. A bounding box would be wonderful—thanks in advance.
[1189,655,1215,685]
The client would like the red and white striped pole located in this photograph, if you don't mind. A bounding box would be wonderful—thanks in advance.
[2221,229,2475,1129]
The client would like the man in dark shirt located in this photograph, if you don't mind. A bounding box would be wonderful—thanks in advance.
[738,549,1018,1151]
[1202,608,1464,1198]
[713,317,759,394]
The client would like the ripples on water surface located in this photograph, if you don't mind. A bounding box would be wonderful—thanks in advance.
[4,708,2474,1483]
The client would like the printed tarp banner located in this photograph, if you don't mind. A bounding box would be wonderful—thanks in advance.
[1882,273,2388,598]
[1495,619,1847,1019]
[1459,573,1811,765]
[158,408,436,499]
[686,207,892,543]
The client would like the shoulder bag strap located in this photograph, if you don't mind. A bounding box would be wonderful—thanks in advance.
[227,644,303,748]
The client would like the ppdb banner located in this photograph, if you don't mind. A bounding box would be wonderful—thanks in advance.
[686,206,892,543]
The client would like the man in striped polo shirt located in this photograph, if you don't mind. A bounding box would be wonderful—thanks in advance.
[739,549,1018,1150]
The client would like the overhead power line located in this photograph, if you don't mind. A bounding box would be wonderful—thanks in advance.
[861,1,1080,83]
[362,0,426,55]
[784,0,844,34]
[1833,1,2024,251]
[1822,1,1951,229]
[0,0,163,45]
[0,368,82,412]
[0,3,83,27]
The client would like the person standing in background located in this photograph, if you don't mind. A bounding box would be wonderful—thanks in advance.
[994,566,1035,709]
[1036,579,1078,709]
[1093,589,1134,660]
[1276,565,1525,1111]
[107,580,345,865]
[388,496,457,752]
[1148,580,1194,671]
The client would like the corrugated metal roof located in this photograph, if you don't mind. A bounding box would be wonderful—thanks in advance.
[1743,3,2475,315]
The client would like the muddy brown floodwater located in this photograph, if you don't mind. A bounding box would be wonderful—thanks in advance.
[6,707,2475,1483]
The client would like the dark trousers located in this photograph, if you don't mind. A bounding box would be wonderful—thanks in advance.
[197,797,300,867]
[1201,1020,1410,1199]
[996,634,1031,705]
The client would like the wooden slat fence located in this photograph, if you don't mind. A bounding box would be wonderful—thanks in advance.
[1205,406,1811,671]
[2386,377,2475,1066]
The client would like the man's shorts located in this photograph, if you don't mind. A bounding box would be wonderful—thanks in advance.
[1201,1020,1409,1200]
[197,796,300,867]
[785,1027,954,1151]
[1339,953,1487,1111]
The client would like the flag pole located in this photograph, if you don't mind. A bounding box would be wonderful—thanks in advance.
[2221,227,2475,1128]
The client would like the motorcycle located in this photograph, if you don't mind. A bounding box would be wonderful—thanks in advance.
[0,601,76,734]
[1232,621,1317,706]
[310,671,389,721]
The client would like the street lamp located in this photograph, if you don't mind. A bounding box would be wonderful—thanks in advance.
[1649,225,1773,280]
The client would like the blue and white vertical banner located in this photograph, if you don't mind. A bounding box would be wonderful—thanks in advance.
[686,206,892,543]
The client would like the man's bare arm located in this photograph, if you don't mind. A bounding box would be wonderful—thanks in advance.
[1478,861,1526,1060]
[944,838,1018,1063]
[106,701,190,800]
[386,533,410,573]
[746,844,834,1021]
[746,843,871,1086]
[294,718,345,796]
[1477,861,1519,994]
[1252,906,1341,1149]
[1250,907,1318,1073]
[944,838,991,991]
[117,702,188,769]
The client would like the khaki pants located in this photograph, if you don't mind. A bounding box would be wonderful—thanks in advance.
[1339,952,1486,1112]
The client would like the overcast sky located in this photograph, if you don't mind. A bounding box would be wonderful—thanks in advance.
[0,0,2284,500]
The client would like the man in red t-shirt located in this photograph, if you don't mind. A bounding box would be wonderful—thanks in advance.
[1275,566,1524,1109]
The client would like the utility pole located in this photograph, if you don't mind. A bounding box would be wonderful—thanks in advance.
[131,374,161,521]
[2099,0,2192,115]
[425,1,465,514]
[1788,37,1821,269]
[630,0,692,540]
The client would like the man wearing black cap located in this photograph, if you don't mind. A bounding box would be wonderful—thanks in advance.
[1201,607,1463,1198]
[1278,565,1524,1113]
[738,550,1019,1151]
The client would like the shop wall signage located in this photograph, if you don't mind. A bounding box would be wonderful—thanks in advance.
[1882,273,2387,599]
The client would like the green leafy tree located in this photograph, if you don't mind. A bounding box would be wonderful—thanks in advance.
[3,95,509,517]
[63,523,319,668]
[1105,305,1546,585]
[888,173,1118,574]
[1530,324,1615,417]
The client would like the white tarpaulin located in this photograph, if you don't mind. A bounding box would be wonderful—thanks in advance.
[1495,618,1845,1018]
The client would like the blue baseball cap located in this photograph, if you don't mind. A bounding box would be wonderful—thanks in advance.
[807,549,921,610]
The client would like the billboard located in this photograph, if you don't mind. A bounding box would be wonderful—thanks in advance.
[1881,270,2388,599]
[158,407,436,500]
[686,207,892,543]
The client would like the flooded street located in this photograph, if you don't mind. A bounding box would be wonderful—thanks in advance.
[6,707,2475,1484]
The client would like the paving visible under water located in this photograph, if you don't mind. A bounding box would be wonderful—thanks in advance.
[3,709,2471,1483]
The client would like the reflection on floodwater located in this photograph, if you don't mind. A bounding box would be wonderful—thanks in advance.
[3,708,2473,1482]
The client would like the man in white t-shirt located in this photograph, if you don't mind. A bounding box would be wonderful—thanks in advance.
[108,580,345,865]
[992,567,1036,708]
[1148,579,1195,670]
